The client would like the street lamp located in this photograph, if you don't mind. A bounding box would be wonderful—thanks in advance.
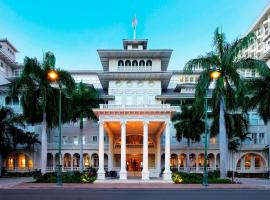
[47,69,62,186]
[203,67,222,187]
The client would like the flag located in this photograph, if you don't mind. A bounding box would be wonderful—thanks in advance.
[132,15,138,29]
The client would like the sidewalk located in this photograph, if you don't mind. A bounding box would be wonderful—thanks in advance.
[236,178,270,189]
[0,177,34,189]
[10,182,258,190]
[2,177,270,190]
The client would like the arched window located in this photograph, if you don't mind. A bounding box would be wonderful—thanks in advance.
[146,60,152,66]
[13,96,19,105]
[118,60,124,66]
[5,96,11,105]
[125,60,131,66]
[139,60,145,66]
[132,60,138,66]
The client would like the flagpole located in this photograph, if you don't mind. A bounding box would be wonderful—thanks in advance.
[133,27,136,40]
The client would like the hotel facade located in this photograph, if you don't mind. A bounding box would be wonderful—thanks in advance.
[1,6,270,180]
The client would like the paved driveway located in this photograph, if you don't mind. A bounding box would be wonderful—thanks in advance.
[0,177,34,189]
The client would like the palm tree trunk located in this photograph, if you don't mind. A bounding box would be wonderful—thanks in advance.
[186,139,191,173]
[41,112,47,174]
[79,114,84,172]
[219,96,228,178]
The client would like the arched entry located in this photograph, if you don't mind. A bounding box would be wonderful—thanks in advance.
[170,154,178,170]
[63,153,71,169]
[236,153,266,171]
[179,154,187,170]
[5,152,33,172]
[83,153,90,168]
[208,153,215,168]
[73,153,80,170]
[47,153,54,169]
[91,153,99,168]
[197,153,205,169]
[189,153,196,171]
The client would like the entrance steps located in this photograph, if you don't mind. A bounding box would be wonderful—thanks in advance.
[94,178,173,184]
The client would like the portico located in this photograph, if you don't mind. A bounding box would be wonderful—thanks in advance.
[93,106,176,181]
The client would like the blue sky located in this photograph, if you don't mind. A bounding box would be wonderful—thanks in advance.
[0,0,269,70]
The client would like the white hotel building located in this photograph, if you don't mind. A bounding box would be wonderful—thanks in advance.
[1,7,270,180]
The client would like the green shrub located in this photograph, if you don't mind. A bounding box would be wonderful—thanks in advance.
[34,171,96,183]
[81,172,96,183]
[172,172,231,184]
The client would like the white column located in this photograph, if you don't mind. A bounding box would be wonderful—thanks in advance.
[156,133,161,173]
[97,121,105,180]
[142,121,150,180]
[108,133,114,171]
[52,154,55,171]
[120,121,127,180]
[163,121,172,181]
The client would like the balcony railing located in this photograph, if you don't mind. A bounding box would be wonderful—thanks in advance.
[99,104,175,109]
[47,143,108,149]
[235,167,268,173]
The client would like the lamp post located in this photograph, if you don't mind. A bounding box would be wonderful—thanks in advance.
[47,69,62,186]
[202,68,222,186]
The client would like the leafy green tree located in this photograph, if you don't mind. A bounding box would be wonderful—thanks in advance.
[71,82,99,172]
[11,52,75,174]
[184,28,268,178]
[0,107,26,175]
[172,105,204,173]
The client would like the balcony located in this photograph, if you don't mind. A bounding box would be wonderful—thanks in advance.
[114,144,156,154]
[99,104,174,109]
[47,143,108,150]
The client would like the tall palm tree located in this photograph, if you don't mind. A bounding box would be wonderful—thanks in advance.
[11,52,75,174]
[71,82,99,172]
[184,28,268,178]
[0,106,25,176]
[171,105,204,173]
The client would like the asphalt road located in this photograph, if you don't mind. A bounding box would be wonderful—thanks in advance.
[0,189,269,200]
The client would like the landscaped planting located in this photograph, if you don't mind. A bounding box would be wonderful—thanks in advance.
[172,171,232,184]
[34,171,96,183]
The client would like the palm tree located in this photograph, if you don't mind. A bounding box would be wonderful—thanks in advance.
[184,28,268,178]
[24,132,41,150]
[171,105,204,173]
[0,106,25,176]
[71,82,99,172]
[11,52,75,174]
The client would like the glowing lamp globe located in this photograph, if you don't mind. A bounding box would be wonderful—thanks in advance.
[210,70,222,80]
[48,70,59,81]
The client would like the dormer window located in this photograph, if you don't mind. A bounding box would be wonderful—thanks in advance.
[125,60,131,66]
[132,60,138,66]
[146,60,152,66]
[118,60,124,66]
[139,60,145,66]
